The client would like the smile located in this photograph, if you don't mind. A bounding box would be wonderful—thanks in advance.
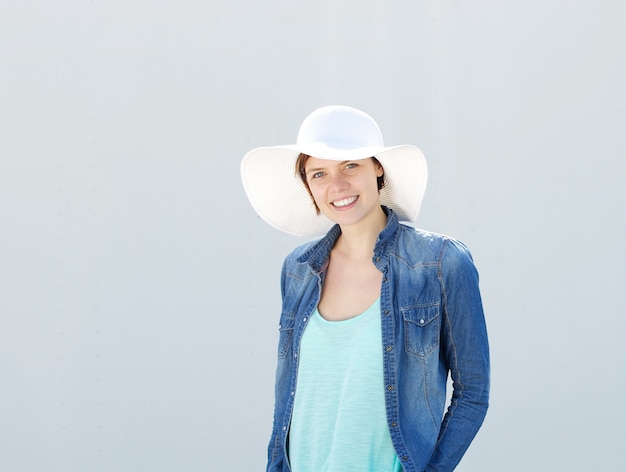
[331,196,358,208]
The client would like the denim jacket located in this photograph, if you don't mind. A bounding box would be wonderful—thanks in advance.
[268,208,490,472]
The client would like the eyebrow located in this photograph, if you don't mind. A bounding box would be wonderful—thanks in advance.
[305,160,352,175]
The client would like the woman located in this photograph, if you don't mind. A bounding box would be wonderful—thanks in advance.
[241,105,490,472]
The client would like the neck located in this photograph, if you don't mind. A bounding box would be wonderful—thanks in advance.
[335,207,387,259]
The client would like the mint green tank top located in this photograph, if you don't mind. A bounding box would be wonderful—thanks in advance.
[288,298,403,472]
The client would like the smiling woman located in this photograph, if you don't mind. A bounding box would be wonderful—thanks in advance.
[240,105,490,472]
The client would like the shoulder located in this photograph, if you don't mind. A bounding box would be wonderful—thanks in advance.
[280,239,319,280]
[283,239,317,266]
[392,224,448,260]
[398,224,448,246]
[394,224,476,268]
[280,239,321,297]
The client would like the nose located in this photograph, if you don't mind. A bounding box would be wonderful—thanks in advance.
[329,173,348,192]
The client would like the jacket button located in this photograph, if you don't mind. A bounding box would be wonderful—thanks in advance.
[402,455,408,461]
[384,310,389,315]
[386,345,393,352]
[391,421,397,427]
[419,319,425,324]
[302,317,307,322]
[387,385,394,391]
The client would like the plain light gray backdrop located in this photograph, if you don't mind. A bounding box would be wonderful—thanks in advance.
[1,1,624,470]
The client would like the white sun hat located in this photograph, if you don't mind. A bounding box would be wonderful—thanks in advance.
[240,105,428,237]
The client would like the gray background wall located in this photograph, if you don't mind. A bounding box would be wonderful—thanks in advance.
[1,1,624,470]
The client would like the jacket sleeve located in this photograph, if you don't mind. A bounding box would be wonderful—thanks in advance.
[266,256,292,472]
[425,239,490,471]
[266,420,286,472]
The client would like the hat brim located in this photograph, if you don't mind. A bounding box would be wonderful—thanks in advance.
[240,144,428,237]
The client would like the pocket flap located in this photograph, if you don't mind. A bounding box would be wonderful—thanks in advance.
[401,303,440,327]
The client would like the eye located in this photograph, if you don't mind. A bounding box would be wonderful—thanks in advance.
[311,171,325,179]
[345,162,358,170]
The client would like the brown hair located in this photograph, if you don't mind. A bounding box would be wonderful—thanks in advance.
[295,153,385,215]
[296,153,321,214]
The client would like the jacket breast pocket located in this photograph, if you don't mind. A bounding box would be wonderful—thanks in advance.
[401,303,441,358]
[277,312,295,359]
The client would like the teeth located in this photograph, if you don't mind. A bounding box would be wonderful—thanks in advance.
[332,196,357,207]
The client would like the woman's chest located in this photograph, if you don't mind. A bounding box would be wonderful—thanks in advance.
[317,258,383,321]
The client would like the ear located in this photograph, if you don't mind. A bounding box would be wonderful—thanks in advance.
[376,163,384,178]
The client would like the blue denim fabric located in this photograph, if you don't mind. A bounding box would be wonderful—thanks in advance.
[267,208,490,472]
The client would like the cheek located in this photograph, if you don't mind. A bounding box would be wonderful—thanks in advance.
[308,185,325,203]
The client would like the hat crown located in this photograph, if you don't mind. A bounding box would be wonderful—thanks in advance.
[296,105,384,150]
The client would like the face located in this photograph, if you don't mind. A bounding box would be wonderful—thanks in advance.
[303,156,384,229]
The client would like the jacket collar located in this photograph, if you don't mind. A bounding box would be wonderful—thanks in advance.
[296,206,400,273]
